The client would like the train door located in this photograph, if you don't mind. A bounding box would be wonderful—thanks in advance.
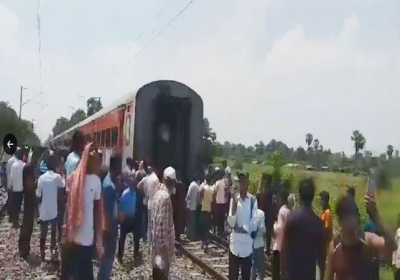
[151,95,192,184]
[122,102,135,169]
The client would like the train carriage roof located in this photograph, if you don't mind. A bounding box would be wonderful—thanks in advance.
[51,80,201,142]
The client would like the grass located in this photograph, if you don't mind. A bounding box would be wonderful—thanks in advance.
[214,160,400,280]
[217,160,400,227]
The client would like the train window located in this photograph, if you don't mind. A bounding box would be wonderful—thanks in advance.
[105,128,111,147]
[101,130,106,146]
[111,127,118,146]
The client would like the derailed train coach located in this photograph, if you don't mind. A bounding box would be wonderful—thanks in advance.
[50,80,204,184]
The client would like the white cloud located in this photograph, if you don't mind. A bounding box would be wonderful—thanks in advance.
[0,0,399,154]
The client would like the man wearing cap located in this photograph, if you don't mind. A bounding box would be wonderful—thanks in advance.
[227,170,258,280]
[151,166,176,279]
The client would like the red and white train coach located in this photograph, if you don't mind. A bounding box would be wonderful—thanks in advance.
[50,80,204,183]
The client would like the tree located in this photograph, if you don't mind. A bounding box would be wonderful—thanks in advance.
[305,133,313,148]
[395,150,399,158]
[351,130,366,155]
[69,109,87,127]
[0,101,41,146]
[199,118,217,168]
[52,117,70,137]
[387,145,394,159]
[86,97,103,117]
[313,139,319,150]
[254,141,265,156]
[294,146,307,162]
[203,118,216,142]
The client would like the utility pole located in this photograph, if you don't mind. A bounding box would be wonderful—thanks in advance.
[19,86,27,119]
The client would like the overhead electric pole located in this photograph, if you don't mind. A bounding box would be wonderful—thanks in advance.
[19,86,27,119]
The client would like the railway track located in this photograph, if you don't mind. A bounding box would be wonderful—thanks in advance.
[177,236,229,280]
[177,233,273,280]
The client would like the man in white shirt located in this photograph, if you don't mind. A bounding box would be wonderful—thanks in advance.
[36,155,65,263]
[144,168,160,244]
[227,170,257,280]
[5,152,17,222]
[9,150,25,228]
[271,191,295,280]
[185,177,200,240]
[137,166,152,242]
[252,208,266,280]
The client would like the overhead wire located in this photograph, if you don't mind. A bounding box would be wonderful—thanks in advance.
[105,0,195,83]
[92,0,175,90]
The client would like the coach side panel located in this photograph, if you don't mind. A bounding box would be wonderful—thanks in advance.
[122,101,135,169]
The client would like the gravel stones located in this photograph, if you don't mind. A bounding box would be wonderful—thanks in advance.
[0,188,213,279]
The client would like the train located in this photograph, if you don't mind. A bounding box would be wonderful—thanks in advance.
[49,80,204,184]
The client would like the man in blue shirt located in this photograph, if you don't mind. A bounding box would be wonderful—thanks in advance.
[98,153,122,280]
[118,170,140,263]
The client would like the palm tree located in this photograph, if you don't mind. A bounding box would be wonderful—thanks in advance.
[387,145,394,159]
[305,133,313,148]
[351,130,366,169]
[351,130,366,155]
[313,139,319,150]
[306,133,313,162]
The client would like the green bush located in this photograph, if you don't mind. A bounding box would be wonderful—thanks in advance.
[330,162,339,172]
[233,159,243,170]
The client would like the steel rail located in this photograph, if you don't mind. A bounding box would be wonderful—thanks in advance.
[175,241,229,280]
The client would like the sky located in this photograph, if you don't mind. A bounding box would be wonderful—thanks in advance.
[0,0,399,155]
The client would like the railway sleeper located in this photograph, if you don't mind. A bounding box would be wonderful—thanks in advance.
[176,241,229,280]
[209,232,272,277]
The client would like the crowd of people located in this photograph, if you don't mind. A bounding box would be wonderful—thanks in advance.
[1,131,400,280]
[187,164,400,280]
[2,131,180,280]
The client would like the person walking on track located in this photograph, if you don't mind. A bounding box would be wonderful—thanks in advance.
[227,170,258,280]
[214,170,227,235]
[61,143,104,280]
[145,165,160,245]
[280,178,324,280]
[98,152,122,280]
[251,204,266,280]
[151,167,176,280]
[18,148,42,259]
[9,149,25,228]
[271,191,295,280]
[186,175,200,241]
[36,154,65,265]
[6,148,18,223]
[199,173,214,251]
[118,170,140,262]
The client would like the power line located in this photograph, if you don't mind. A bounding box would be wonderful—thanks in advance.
[107,0,195,81]
[92,0,175,90]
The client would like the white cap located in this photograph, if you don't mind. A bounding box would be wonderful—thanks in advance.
[163,166,176,180]
[215,167,220,171]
